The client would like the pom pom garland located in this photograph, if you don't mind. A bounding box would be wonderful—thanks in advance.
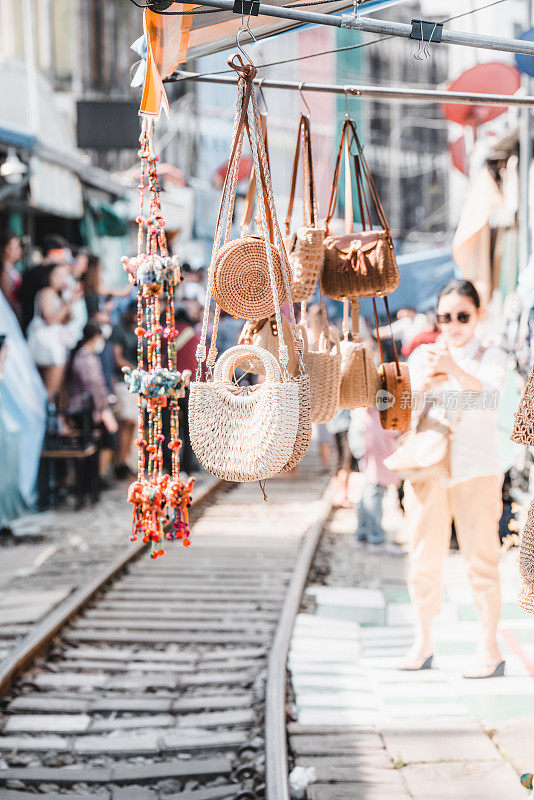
[124,119,194,558]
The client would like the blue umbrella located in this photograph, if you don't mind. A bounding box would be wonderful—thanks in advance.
[515,28,534,77]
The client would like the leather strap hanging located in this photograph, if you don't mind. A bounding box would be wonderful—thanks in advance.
[241,113,274,242]
[285,114,318,236]
[372,296,401,378]
[325,118,391,237]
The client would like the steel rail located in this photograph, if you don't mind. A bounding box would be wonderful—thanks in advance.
[265,483,333,800]
[0,476,226,698]
[173,70,534,107]
[176,0,534,56]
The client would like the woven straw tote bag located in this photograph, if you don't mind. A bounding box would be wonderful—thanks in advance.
[338,299,380,409]
[511,365,534,446]
[285,114,325,303]
[189,345,299,482]
[322,118,399,302]
[299,323,341,424]
[238,315,299,377]
[280,372,312,472]
[519,499,534,613]
[372,298,411,432]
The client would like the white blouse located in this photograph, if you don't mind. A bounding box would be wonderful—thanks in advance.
[407,336,508,485]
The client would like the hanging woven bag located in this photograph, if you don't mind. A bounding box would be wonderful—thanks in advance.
[511,365,534,446]
[338,298,380,409]
[285,114,325,303]
[189,345,299,481]
[299,320,341,425]
[519,499,534,614]
[372,297,411,432]
[322,118,400,301]
[238,314,299,376]
[191,55,310,480]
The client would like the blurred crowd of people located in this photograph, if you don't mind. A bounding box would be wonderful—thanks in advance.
[0,231,204,488]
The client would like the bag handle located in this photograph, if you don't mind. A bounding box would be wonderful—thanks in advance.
[342,298,360,341]
[241,112,274,242]
[285,114,318,236]
[214,343,280,384]
[372,296,401,378]
[325,118,391,237]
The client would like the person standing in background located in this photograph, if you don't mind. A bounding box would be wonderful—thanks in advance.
[26,264,82,399]
[401,279,507,679]
[111,301,138,480]
[0,232,22,313]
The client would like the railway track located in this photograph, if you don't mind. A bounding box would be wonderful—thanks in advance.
[0,459,331,800]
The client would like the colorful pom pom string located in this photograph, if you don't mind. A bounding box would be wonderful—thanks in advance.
[124,119,194,558]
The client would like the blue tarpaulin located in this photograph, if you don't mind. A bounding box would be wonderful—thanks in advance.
[0,291,47,523]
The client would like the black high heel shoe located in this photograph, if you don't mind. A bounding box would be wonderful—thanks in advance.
[398,654,433,672]
[463,660,505,679]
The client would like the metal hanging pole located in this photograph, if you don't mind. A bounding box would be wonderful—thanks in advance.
[181,0,534,56]
[171,71,534,109]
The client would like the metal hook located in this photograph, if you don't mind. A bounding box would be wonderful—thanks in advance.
[258,78,269,114]
[298,82,311,117]
[424,22,437,59]
[236,25,258,66]
[344,87,351,119]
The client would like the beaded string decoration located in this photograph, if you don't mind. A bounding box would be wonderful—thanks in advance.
[122,118,194,558]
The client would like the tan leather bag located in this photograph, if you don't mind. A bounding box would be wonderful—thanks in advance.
[372,298,411,432]
[322,118,400,301]
[285,114,325,303]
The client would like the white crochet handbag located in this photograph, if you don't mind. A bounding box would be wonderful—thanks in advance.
[189,345,299,482]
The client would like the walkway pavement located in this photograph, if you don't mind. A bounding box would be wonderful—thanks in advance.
[289,501,533,800]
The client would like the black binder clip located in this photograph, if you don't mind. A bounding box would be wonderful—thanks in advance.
[233,0,260,16]
[410,19,443,60]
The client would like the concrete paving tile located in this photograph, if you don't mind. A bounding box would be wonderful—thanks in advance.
[295,757,405,785]
[160,730,247,750]
[162,788,236,800]
[401,760,525,799]
[383,702,472,720]
[308,784,411,800]
[492,720,534,773]
[296,691,379,710]
[89,714,174,731]
[8,696,91,713]
[381,721,500,763]
[386,604,415,627]
[113,790,156,800]
[111,757,232,782]
[298,710,384,726]
[290,731,384,754]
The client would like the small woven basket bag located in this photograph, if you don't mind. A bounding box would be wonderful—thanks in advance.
[519,499,534,614]
[339,299,380,410]
[511,365,534,446]
[285,114,325,303]
[372,298,411,432]
[299,317,341,425]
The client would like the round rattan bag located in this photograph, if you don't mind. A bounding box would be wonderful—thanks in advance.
[378,361,411,431]
[189,344,299,482]
[211,236,288,320]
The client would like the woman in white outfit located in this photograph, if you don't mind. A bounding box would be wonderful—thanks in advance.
[401,279,507,679]
[27,264,82,398]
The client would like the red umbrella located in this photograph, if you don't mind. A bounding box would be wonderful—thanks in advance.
[449,135,469,175]
[442,62,521,127]
[213,156,253,188]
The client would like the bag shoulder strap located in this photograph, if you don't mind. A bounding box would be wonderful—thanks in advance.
[285,114,318,235]
[241,113,273,242]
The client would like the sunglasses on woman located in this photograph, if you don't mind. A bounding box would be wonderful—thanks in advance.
[437,312,471,325]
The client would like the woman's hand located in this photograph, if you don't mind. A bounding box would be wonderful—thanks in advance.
[426,345,457,378]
